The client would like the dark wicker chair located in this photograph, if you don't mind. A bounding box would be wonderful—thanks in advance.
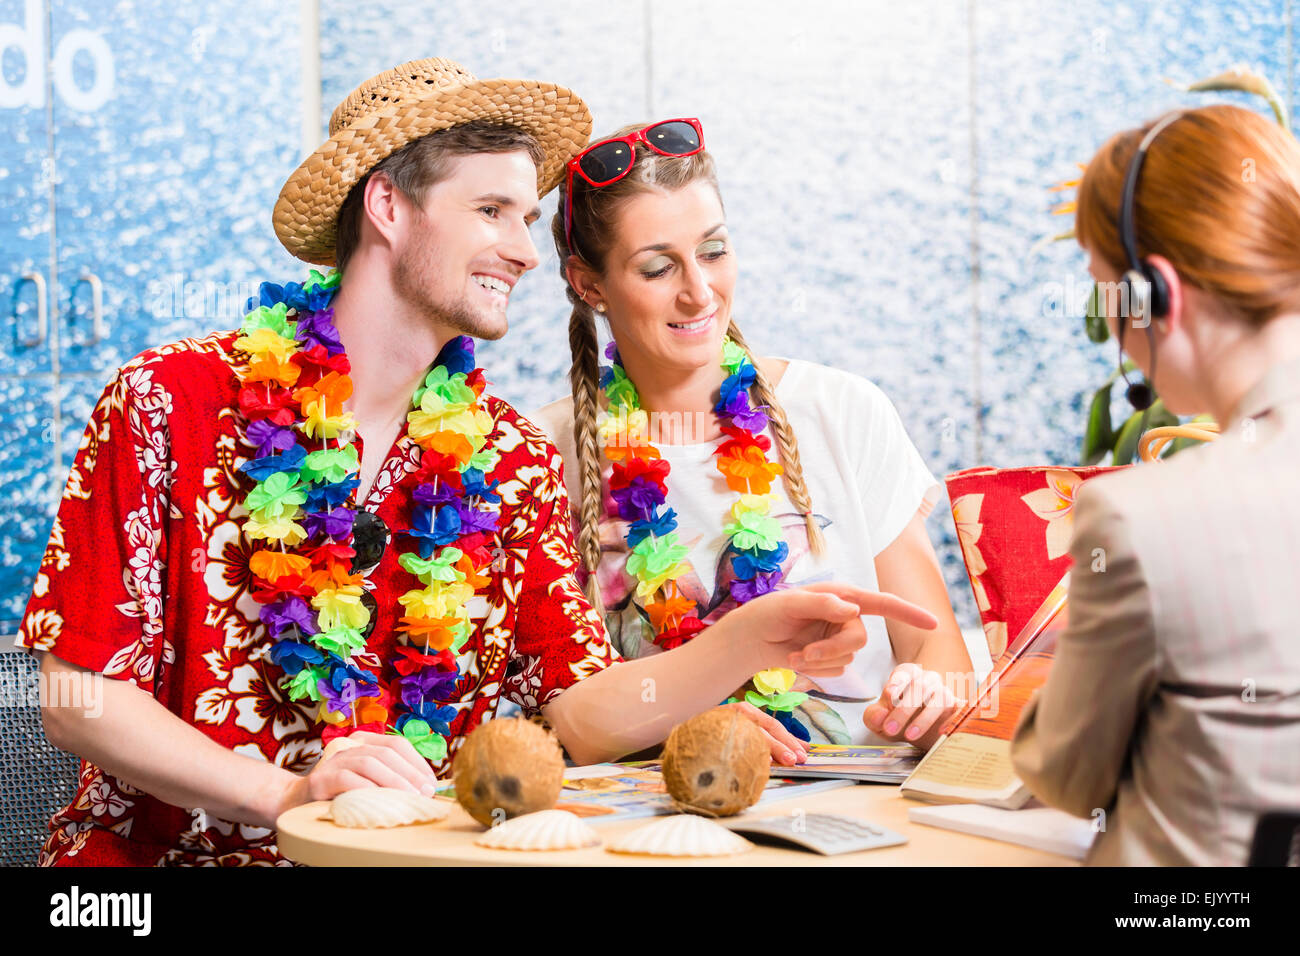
[1,651,82,866]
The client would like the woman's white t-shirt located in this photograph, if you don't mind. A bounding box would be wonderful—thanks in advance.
[531,358,940,744]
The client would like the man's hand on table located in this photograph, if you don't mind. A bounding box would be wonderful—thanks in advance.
[274,731,440,820]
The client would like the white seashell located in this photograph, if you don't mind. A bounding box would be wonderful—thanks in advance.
[325,787,450,828]
[606,813,753,857]
[474,810,601,851]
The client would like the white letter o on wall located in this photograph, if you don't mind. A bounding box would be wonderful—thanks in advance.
[53,28,114,112]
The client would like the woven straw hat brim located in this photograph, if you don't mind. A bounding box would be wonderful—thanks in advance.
[273,77,592,265]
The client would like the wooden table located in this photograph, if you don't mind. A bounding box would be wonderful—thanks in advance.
[277,783,1079,866]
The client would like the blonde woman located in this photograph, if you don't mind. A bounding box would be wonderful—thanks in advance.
[532,119,973,764]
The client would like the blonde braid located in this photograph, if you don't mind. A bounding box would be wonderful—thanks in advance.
[568,304,607,614]
[725,320,826,558]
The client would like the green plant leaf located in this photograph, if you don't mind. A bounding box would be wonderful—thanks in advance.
[1113,408,1142,466]
[1081,382,1115,465]
[1112,399,1177,465]
[1080,364,1136,465]
[1085,283,1110,344]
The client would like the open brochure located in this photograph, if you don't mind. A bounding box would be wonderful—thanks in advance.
[767,744,922,783]
[900,574,1069,809]
[553,761,852,824]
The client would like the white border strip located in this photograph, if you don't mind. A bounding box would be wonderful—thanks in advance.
[299,0,322,160]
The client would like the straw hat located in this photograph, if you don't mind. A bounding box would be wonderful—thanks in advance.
[273,57,593,265]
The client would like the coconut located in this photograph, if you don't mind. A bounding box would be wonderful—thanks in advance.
[661,707,770,817]
[453,718,565,827]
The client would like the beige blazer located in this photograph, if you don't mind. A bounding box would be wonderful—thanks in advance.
[1011,358,1300,865]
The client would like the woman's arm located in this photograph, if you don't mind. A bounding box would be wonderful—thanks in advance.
[544,582,938,765]
[1010,482,1157,817]
[875,509,971,671]
[863,508,974,749]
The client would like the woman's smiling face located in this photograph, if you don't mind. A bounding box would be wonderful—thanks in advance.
[595,181,737,377]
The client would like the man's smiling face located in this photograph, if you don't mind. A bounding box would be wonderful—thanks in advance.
[392,150,542,342]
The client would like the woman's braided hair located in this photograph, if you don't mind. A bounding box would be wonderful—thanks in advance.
[550,125,826,613]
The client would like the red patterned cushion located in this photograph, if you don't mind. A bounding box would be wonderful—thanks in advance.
[945,465,1127,655]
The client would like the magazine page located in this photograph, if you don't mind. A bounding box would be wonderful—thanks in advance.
[555,761,851,823]
[901,576,1069,807]
[768,744,922,781]
[939,573,1070,738]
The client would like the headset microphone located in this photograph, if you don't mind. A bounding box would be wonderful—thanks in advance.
[1114,111,1181,414]
[1126,379,1154,411]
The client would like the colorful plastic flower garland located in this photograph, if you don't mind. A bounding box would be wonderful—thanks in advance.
[598,338,810,739]
[234,269,502,762]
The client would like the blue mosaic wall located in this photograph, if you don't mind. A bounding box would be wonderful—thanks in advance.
[2,0,1296,632]
[318,0,1297,628]
[0,0,303,628]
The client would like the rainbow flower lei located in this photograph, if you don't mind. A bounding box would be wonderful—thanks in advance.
[598,337,810,739]
[234,269,501,762]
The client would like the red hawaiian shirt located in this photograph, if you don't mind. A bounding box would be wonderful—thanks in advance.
[16,330,618,866]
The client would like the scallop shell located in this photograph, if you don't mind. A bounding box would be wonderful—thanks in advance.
[325,787,450,828]
[606,814,753,857]
[474,810,601,851]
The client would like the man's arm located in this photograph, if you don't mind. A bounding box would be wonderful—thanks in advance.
[1010,481,1158,818]
[38,652,441,829]
[26,363,444,832]
[544,583,938,765]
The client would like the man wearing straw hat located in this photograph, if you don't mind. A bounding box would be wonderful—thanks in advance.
[16,58,931,865]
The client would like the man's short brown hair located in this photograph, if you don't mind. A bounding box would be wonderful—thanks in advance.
[333,120,545,273]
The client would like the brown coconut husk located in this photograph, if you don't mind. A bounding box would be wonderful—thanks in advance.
[661,707,771,817]
[453,718,565,827]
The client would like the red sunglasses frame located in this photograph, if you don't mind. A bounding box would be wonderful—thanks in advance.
[563,117,705,252]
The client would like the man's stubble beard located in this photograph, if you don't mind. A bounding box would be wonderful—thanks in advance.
[392,223,509,343]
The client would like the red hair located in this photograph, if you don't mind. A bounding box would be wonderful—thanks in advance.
[1076,104,1300,327]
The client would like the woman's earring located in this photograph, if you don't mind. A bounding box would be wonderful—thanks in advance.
[595,303,607,313]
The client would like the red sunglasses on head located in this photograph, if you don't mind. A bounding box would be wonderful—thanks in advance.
[563,117,705,252]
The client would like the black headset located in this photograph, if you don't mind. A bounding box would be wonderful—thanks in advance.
[1115,111,1183,411]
